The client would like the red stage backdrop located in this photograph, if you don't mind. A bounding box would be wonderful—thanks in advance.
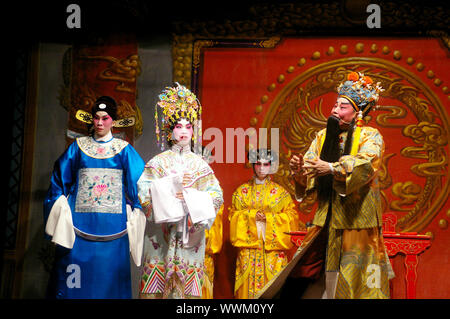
[61,34,142,146]
[197,37,450,298]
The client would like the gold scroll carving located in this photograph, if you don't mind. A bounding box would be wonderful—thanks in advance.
[262,58,449,233]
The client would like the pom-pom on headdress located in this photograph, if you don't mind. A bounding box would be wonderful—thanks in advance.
[336,71,384,155]
[155,82,202,153]
[337,71,384,119]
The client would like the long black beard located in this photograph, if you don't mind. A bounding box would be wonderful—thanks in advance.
[317,116,355,202]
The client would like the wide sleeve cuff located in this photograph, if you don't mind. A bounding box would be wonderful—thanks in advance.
[45,195,75,249]
[126,205,146,267]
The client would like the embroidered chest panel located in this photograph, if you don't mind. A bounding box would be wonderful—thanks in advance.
[238,181,283,209]
[75,168,123,214]
[77,136,128,159]
[152,151,211,178]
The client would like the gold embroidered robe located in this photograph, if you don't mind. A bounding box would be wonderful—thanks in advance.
[229,177,300,299]
[202,204,224,299]
[296,126,395,299]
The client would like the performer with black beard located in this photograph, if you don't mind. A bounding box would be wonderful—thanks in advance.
[262,71,394,299]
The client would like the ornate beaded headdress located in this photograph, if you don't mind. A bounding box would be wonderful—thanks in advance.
[248,148,277,163]
[155,82,202,152]
[335,71,384,155]
[247,148,279,175]
[337,71,384,118]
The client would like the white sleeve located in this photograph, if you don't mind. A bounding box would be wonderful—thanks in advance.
[183,188,216,229]
[150,174,186,223]
[126,205,146,266]
[45,195,75,249]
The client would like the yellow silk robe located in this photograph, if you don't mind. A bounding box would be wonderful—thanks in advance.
[296,126,395,299]
[230,177,300,299]
[202,204,224,299]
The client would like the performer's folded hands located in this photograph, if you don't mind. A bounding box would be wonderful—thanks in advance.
[302,159,332,178]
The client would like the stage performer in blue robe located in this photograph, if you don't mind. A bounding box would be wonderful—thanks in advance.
[44,96,145,299]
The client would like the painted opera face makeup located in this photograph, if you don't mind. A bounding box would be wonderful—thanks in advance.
[254,159,271,181]
[331,97,357,128]
[93,111,114,138]
[172,118,193,147]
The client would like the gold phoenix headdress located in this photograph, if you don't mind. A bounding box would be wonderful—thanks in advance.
[155,82,202,152]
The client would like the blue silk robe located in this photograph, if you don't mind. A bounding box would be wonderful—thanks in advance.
[44,135,144,299]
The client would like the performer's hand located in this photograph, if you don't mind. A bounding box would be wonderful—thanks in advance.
[290,154,307,185]
[289,154,304,174]
[175,191,184,200]
[255,211,266,222]
[303,159,332,178]
[145,204,152,219]
[182,173,192,187]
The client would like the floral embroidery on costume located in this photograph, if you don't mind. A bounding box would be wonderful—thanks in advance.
[229,177,300,298]
[138,145,223,299]
[75,168,123,214]
[77,136,128,159]
[43,132,145,298]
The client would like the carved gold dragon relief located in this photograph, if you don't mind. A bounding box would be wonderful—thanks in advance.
[264,60,448,232]
[63,52,144,138]
[395,121,448,229]
[78,54,142,93]
[402,122,447,177]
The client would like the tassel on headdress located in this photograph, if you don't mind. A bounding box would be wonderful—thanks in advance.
[337,71,384,155]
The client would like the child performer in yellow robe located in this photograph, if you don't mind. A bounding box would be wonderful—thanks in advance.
[229,149,300,299]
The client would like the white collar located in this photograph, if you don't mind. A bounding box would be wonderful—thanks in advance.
[254,177,267,185]
[93,131,113,142]
[171,143,191,155]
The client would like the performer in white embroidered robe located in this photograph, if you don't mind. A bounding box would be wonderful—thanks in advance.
[137,83,223,299]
